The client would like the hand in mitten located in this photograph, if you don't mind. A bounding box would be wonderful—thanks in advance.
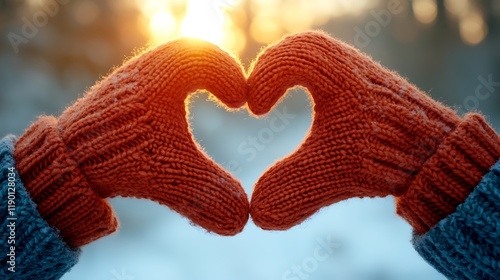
[248,32,500,233]
[14,38,249,248]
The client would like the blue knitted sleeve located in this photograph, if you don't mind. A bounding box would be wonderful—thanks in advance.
[412,160,500,279]
[0,135,79,280]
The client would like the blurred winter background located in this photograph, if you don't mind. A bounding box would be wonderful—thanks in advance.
[1,0,499,279]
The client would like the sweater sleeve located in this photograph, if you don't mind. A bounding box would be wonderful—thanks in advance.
[412,159,500,280]
[0,135,79,280]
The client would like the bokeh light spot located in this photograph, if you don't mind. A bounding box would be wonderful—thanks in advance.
[459,11,487,45]
[413,0,437,24]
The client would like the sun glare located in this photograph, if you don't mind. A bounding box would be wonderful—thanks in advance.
[138,0,487,52]
[142,0,242,52]
[140,0,375,53]
[180,0,225,45]
[149,10,177,42]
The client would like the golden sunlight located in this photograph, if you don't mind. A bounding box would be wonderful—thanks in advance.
[180,0,225,45]
[137,0,488,52]
[141,0,243,53]
[149,10,177,42]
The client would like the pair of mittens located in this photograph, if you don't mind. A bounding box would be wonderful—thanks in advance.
[15,32,500,249]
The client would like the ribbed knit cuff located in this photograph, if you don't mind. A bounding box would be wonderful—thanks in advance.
[1,135,79,279]
[397,113,500,234]
[13,116,118,248]
[412,160,500,279]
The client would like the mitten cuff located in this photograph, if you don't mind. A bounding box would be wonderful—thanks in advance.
[396,113,500,234]
[412,160,500,279]
[1,135,79,279]
[14,116,117,247]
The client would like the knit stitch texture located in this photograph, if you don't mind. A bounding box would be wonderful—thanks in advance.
[14,38,249,247]
[413,159,500,280]
[0,136,79,280]
[247,32,500,234]
[2,33,500,280]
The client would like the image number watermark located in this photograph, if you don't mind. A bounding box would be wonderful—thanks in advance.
[6,166,17,273]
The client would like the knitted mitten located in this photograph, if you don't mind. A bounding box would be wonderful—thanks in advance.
[247,32,500,234]
[14,38,249,248]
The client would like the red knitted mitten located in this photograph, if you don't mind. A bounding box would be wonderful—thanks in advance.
[14,38,249,247]
[247,32,500,233]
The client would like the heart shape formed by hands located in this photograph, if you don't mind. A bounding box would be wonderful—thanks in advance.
[15,31,500,250]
